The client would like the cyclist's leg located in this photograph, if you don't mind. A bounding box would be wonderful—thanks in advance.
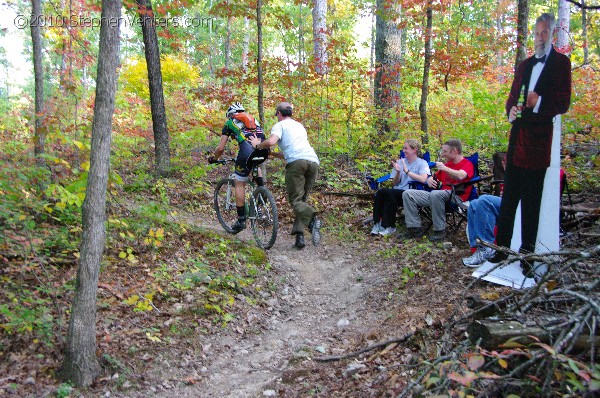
[232,150,252,232]
[234,180,245,207]
[255,166,264,186]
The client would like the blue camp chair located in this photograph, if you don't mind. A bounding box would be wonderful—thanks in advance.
[366,151,434,190]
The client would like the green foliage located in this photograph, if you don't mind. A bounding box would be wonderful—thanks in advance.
[55,382,73,398]
[0,292,54,346]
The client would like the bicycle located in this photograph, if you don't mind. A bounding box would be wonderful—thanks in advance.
[213,158,278,249]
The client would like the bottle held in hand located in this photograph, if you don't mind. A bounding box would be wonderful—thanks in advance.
[516,84,526,119]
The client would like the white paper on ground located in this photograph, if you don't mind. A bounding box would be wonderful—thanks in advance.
[472,116,562,289]
[471,260,536,289]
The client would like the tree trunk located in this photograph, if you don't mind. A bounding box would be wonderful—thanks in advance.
[370,6,375,91]
[242,17,250,73]
[208,0,215,78]
[582,0,588,64]
[224,12,232,85]
[312,0,328,75]
[515,0,529,69]
[298,3,306,66]
[374,0,402,108]
[557,0,571,53]
[467,319,600,352]
[136,0,171,177]
[495,0,503,70]
[257,0,264,126]
[374,0,403,133]
[31,0,45,167]
[61,0,121,387]
[419,1,433,147]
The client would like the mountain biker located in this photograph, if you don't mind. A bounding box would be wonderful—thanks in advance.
[208,102,270,233]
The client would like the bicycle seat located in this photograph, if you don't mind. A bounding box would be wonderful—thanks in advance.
[246,148,270,169]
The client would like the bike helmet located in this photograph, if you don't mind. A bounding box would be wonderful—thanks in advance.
[226,102,245,118]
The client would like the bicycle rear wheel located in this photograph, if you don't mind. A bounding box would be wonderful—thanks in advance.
[214,178,237,234]
[250,186,278,249]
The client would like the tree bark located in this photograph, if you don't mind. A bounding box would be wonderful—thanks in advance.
[557,0,571,53]
[208,0,215,78]
[257,0,264,126]
[582,0,588,64]
[62,0,121,387]
[374,0,403,134]
[515,0,529,69]
[31,0,45,167]
[136,0,171,177]
[312,0,328,75]
[467,319,600,352]
[224,11,232,85]
[242,17,250,73]
[419,1,433,147]
[298,3,306,66]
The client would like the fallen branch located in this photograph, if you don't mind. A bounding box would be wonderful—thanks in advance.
[314,332,415,362]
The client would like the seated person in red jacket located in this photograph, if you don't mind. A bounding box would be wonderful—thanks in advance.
[399,138,474,242]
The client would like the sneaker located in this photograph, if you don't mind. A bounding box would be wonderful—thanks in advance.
[294,233,306,249]
[309,216,322,246]
[462,246,495,268]
[398,227,424,241]
[379,227,397,236]
[370,222,383,236]
[428,230,446,242]
[231,219,246,234]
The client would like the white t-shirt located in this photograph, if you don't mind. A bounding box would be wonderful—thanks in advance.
[389,157,430,190]
[270,118,319,165]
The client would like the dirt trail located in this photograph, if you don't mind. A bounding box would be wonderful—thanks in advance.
[114,213,378,398]
[196,235,371,397]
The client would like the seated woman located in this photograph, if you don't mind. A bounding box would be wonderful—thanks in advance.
[371,139,430,236]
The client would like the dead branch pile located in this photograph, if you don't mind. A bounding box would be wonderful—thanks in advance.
[401,234,600,397]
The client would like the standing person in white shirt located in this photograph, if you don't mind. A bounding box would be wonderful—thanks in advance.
[249,102,322,249]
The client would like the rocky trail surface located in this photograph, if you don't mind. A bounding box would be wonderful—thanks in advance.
[111,210,383,398]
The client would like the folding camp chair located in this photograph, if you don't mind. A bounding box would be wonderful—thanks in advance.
[364,151,433,227]
[415,153,491,232]
[490,151,507,196]
[365,151,433,191]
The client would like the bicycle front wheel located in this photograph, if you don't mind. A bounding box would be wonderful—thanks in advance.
[214,178,237,234]
[250,186,278,249]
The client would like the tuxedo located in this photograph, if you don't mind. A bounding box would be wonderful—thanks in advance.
[505,46,571,168]
[496,46,572,253]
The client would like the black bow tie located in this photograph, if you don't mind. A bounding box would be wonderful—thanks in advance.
[532,55,546,65]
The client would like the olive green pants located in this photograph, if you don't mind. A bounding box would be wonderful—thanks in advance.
[285,159,319,235]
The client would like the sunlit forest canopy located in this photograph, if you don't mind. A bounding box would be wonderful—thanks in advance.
[0,0,598,163]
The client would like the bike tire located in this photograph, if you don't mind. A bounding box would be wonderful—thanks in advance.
[250,186,278,249]
[214,178,237,234]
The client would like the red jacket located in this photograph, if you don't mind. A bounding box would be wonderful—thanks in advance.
[436,158,474,202]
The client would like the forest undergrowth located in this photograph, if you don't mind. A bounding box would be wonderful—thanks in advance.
[0,140,598,397]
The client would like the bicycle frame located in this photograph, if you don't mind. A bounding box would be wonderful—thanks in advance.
[213,158,278,249]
